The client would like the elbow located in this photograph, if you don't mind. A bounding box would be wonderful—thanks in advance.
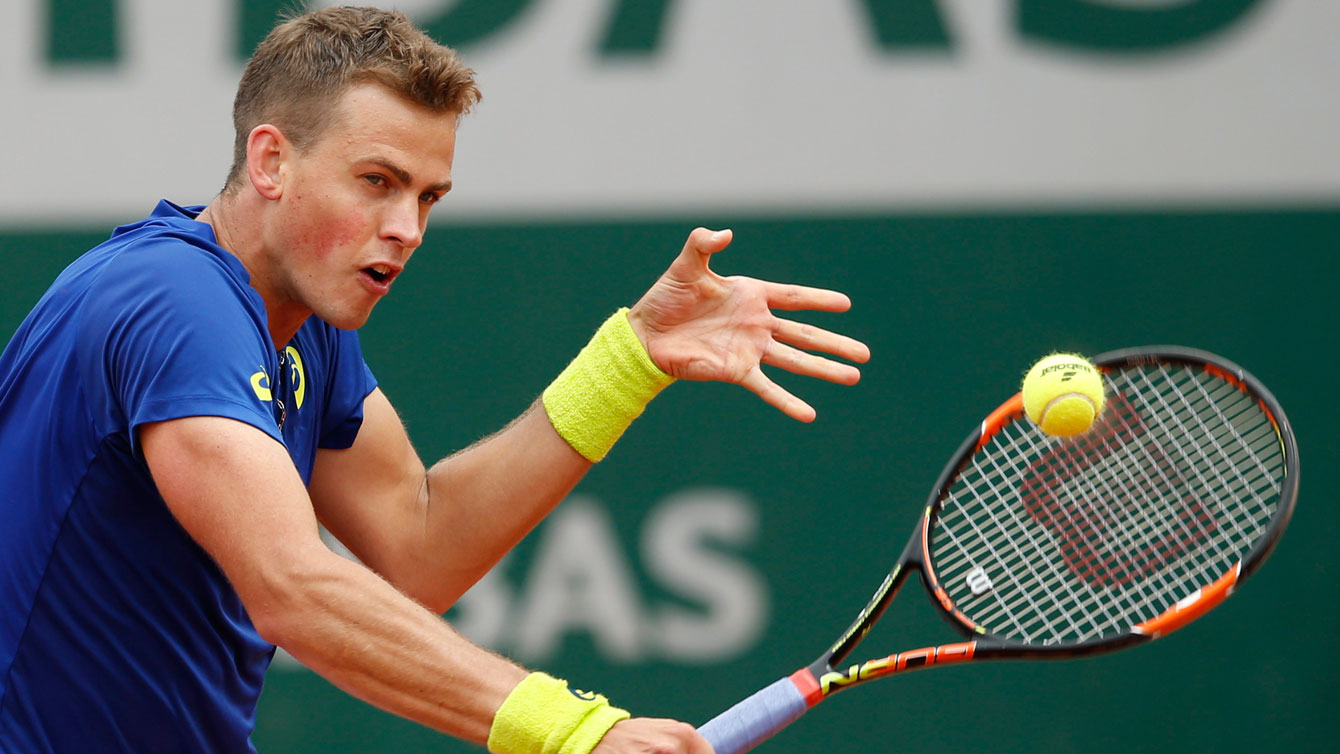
[368,548,472,615]
[245,581,309,649]
[417,596,453,616]
[250,607,292,648]
[238,551,343,650]
[381,560,474,615]
[394,576,461,616]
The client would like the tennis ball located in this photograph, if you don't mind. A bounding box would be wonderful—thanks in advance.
[1021,353,1105,437]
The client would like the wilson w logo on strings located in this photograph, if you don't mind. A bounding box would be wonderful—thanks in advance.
[1020,394,1220,590]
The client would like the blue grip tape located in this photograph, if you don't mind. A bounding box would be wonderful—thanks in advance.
[698,676,809,754]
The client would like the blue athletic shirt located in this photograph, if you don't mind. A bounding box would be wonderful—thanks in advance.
[0,200,378,752]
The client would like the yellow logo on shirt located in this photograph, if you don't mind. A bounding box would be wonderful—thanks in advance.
[250,370,272,401]
[248,347,305,408]
[286,346,306,409]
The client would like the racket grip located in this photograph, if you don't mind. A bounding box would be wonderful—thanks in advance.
[698,675,810,754]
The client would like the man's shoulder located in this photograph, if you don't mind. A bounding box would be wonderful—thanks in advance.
[101,230,242,287]
[77,200,237,281]
[75,227,259,322]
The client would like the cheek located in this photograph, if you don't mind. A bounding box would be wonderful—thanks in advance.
[293,198,372,261]
[315,214,369,258]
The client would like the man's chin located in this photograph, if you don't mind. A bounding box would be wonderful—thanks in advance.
[318,307,374,331]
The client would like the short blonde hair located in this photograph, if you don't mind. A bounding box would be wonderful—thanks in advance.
[224,6,481,194]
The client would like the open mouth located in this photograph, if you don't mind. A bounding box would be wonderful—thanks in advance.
[362,264,394,284]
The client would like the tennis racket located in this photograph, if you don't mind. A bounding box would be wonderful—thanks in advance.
[698,346,1298,754]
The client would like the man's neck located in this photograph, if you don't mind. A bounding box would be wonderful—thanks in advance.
[196,194,309,350]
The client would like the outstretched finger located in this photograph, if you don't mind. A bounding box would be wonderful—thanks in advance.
[774,319,871,364]
[740,367,817,423]
[762,342,862,385]
[669,227,734,276]
[763,281,852,312]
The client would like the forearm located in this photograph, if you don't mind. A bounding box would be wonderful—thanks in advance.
[143,416,526,742]
[408,400,592,606]
[270,546,527,743]
[321,311,673,610]
[273,550,704,754]
[412,309,674,606]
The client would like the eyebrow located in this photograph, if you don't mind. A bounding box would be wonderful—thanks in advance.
[363,157,452,194]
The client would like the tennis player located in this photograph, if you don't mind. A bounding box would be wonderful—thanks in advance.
[0,7,868,753]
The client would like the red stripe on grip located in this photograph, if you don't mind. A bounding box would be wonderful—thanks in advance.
[788,668,823,707]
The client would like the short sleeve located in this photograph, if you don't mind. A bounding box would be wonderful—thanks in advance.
[76,238,282,453]
[317,329,378,450]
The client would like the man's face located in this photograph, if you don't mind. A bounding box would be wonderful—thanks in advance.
[266,82,458,331]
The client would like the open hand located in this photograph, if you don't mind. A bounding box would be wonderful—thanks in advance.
[628,227,871,422]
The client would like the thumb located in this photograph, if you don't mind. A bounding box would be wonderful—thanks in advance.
[674,227,733,274]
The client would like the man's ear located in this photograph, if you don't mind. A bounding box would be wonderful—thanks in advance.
[246,124,287,200]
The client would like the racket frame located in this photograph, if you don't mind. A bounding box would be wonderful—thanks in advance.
[810,345,1298,697]
[698,346,1298,754]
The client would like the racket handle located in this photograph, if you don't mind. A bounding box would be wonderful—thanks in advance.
[698,675,810,754]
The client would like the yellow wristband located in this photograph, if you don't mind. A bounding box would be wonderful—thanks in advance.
[542,308,674,462]
[488,672,631,754]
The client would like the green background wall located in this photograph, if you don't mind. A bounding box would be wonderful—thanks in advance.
[4,207,1334,752]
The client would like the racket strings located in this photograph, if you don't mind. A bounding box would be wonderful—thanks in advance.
[1005,365,1282,636]
[930,363,1285,646]
[943,418,1247,642]
[948,429,1138,641]
[1026,365,1277,632]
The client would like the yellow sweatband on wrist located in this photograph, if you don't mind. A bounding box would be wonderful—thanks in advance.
[488,672,631,754]
[542,308,674,462]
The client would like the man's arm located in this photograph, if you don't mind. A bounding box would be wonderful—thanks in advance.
[308,227,869,612]
[141,415,706,753]
[141,415,524,740]
[308,388,588,613]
